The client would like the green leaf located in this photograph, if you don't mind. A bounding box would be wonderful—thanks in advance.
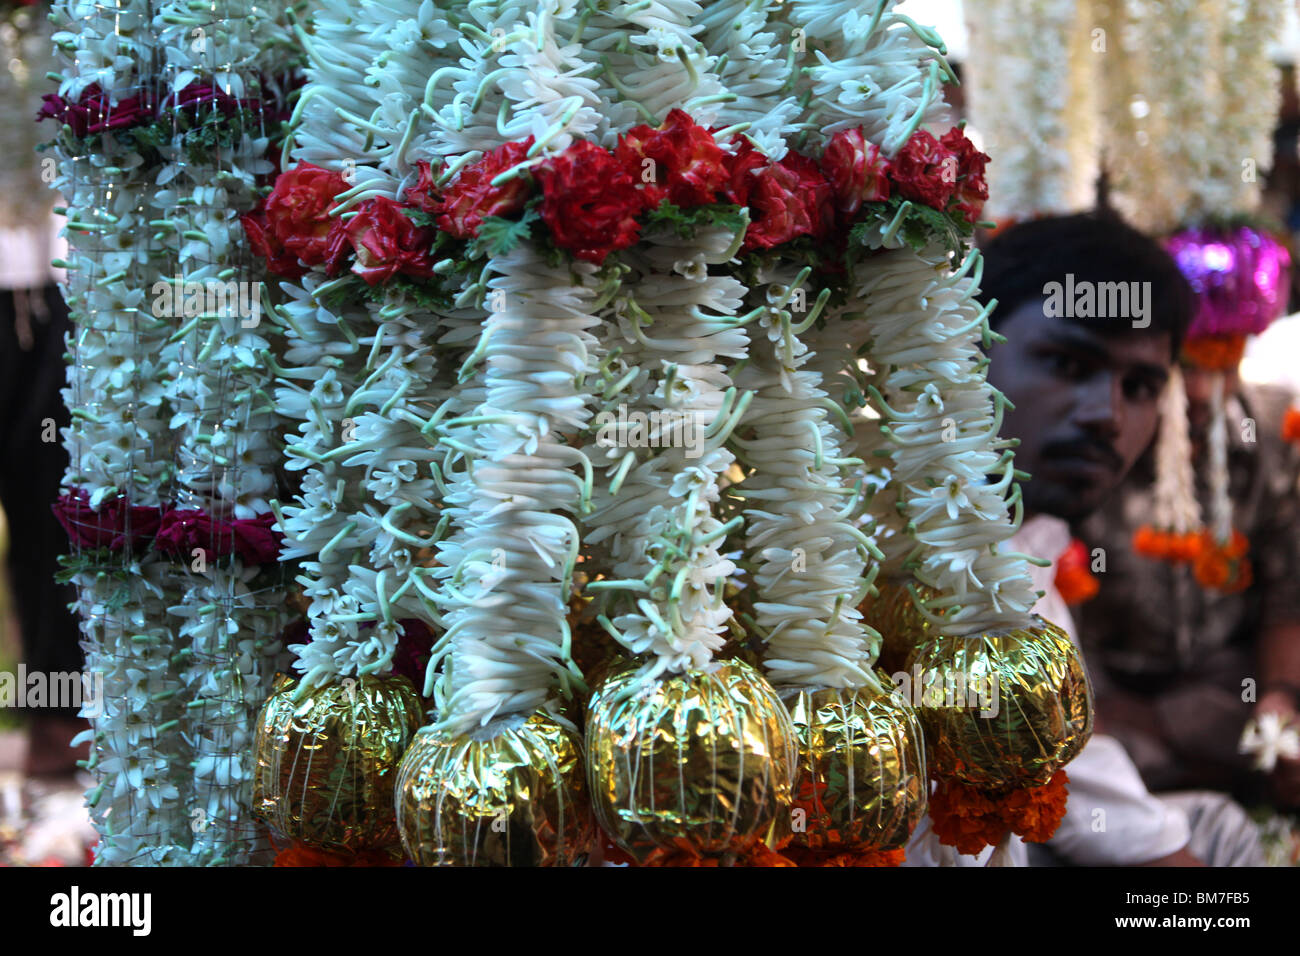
[643,201,747,239]
[468,207,541,259]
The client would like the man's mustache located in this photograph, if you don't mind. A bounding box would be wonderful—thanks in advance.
[1041,438,1124,472]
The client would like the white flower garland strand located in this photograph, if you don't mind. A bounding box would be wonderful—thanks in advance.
[152,0,295,866]
[1151,365,1202,536]
[856,243,1040,636]
[49,0,193,865]
[431,243,599,734]
[732,265,883,691]
[583,224,748,683]
[279,0,453,689]
[789,0,950,156]
[962,0,1096,219]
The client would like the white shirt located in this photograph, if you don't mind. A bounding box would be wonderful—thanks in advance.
[904,514,1191,866]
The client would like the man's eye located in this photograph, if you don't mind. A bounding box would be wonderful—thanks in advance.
[1124,377,1162,401]
[1047,353,1088,378]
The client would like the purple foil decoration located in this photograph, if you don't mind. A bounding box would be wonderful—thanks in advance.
[1165,226,1291,341]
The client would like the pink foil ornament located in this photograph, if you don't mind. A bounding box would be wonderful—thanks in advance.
[1165,226,1291,341]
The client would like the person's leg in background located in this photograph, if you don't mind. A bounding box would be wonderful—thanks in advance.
[0,282,88,777]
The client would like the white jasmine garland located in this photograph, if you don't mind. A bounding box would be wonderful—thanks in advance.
[426,241,598,733]
[152,0,296,866]
[731,265,883,691]
[583,223,748,684]
[789,0,951,155]
[962,0,1096,219]
[1150,365,1202,536]
[855,242,1040,636]
[50,0,192,865]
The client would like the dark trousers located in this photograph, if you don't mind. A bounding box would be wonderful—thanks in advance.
[0,282,83,717]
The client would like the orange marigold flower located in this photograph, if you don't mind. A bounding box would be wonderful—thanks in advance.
[930,771,1072,853]
[1181,335,1247,371]
[1169,531,1204,563]
[1133,525,1168,558]
[1001,770,1070,843]
[1055,538,1100,605]
[1055,566,1100,605]
[273,843,402,866]
[929,778,1010,855]
[782,845,906,867]
[1284,407,1300,444]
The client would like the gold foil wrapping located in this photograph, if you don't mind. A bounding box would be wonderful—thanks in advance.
[253,674,424,852]
[860,579,941,676]
[785,685,927,852]
[907,618,1093,790]
[586,658,797,864]
[395,713,594,866]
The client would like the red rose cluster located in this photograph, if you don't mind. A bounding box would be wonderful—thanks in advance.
[244,112,990,281]
[242,163,439,284]
[52,491,283,565]
[38,79,267,137]
[37,83,154,137]
[820,126,989,225]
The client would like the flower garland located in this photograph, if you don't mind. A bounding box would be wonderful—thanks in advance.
[47,0,299,865]
[962,0,1096,219]
[251,0,1073,867]
[147,0,298,867]
[48,0,193,865]
[1133,364,1204,563]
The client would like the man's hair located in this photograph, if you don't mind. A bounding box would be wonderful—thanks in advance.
[976,211,1196,357]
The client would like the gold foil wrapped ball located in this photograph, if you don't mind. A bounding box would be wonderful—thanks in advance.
[395,713,594,866]
[785,684,928,853]
[905,618,1093,790]
[253,673,424,852]
[860,579,942,676]
[586,658,797,864]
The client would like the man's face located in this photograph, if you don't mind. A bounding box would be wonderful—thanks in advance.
[986,299,1172,522]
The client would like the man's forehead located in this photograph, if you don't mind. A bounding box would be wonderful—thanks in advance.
[1008,298,1173,365]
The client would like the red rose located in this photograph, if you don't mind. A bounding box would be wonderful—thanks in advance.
[438,137,535,239]
[167,81,252,118]
[240,199,306,279]
[720,136,769,207]
[403,159,443,215]
[264,163,350,268]
[154,510,282,565]
[890,130,958,210]
[38,84,154,137]
[821,127,891,215]
[535,139,653,264]
[345,196,436,285]
[742,153,833,252]
[615,108,727,207]
[939,127,990,223]
[52,491,162,552]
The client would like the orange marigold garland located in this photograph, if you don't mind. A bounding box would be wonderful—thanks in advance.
[782,845,906,867]
[272,841,405,866]
[928,770,1071,856]
[1132,525,1204,563]
[1282,406,1300,445]
[1192,528,1252,594]
[1181,334,1247,372]
[1054,538,1099,605]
